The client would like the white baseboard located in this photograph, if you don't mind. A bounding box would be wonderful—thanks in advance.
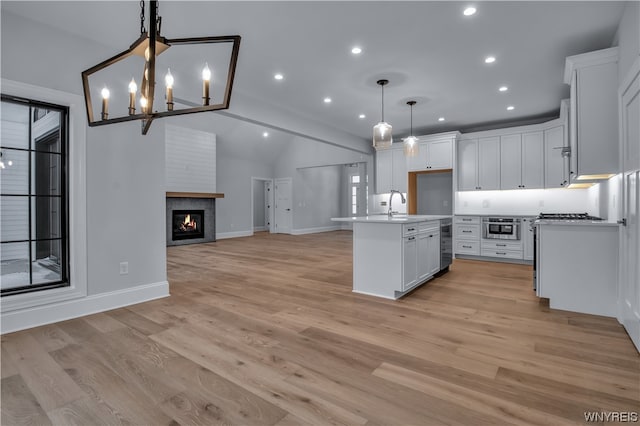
[1,281,169,334]
[253,226,267,232]
[291,226,343,235]
[216,230,253,240]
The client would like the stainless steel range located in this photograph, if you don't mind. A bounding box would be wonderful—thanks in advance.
[532,212,603,291]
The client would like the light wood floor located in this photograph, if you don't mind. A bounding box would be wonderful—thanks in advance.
[2,231,639,425]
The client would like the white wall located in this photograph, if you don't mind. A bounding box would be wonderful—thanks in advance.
[273,135,373,232]
[165,124,216,193]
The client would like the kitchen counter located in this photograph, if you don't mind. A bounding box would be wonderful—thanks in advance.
[332,214,452,224]
[331,215,451,299]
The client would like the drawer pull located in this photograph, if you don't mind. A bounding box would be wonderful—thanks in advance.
[496,252,506,255]
[496,244,506,247]
[408,236,415,241]
[407,228,415,231]
[462,245,472,249]
[462,219,472,221]
[462,230,472,233]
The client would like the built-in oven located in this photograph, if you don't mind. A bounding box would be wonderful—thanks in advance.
[482,217,521,240]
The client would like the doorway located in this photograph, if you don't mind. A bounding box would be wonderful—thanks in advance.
[274,177,292,234]
[251,177,273,234]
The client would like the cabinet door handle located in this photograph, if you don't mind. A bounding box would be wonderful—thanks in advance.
[407,228,415,231]
[429,234,433,238]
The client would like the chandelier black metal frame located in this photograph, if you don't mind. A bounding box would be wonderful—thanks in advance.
[81,0,241,135]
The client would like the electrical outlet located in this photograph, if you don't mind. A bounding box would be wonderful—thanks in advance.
[381,201,387,206]
[119,262,129,275]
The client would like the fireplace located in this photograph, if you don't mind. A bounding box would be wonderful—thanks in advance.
[172,210,205,241]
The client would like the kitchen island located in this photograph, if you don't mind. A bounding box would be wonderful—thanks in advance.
[332,215,452,299]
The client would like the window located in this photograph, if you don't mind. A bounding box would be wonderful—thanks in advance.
[1,95,69,296]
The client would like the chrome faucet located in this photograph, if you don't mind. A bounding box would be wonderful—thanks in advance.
[388,190,406,216]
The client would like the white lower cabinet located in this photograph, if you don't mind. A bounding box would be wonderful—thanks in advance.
[402,221,441,292]
[403,234,418,290]
[522,217,535,261]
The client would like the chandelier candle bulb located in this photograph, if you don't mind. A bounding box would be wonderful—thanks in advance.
[128,78,137,115]
[100,87,110,120]
[140,96,148,114]
[202,63,211,106]
[165,68,174,111]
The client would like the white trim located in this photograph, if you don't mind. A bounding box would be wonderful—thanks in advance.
[1,79,88,313]
[352,289,396,300]
[216,230,253,240]
[253,226,267,232]
[1,281,169,334]
[250,177,274,234]
[563,46,619,84]
[291,225,343,235]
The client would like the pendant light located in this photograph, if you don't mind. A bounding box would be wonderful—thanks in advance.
[403,101,419,157]
[373,79,393,150]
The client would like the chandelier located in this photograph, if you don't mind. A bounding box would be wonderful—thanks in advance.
[81,1,241,135]
[403,100,419,157]
[373,79,393,150]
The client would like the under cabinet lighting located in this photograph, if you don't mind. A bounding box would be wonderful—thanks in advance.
[576,173,616,180]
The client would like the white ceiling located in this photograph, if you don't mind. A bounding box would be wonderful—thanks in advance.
[2,1,626,143]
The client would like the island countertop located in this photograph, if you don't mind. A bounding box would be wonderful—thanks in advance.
[332,214,452,224]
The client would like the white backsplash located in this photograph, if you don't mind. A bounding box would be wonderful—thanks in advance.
[371,193,408,215]
[455,188,599,217]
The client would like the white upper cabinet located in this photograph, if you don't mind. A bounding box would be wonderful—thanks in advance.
[500,132,544,190]
[544,125,568,188]
[457,139,478,191]
[406,132,458,172]
[478,137,500,191]
[376,146,407,194]
[392,148,408,193]
[564,47,619,180]
[457,137,500,191]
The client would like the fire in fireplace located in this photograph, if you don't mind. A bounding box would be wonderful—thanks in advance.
[172,210,205,240]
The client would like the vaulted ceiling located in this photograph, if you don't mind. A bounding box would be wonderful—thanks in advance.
[2,1,626,144]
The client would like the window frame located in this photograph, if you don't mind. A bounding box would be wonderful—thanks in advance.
[1,79,87,313]
[1,94,70,296]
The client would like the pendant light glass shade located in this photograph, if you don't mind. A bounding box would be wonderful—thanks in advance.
[403,100,419,157]
[373,121,393,150]
[404,135,419,157]
[373,79,393,150]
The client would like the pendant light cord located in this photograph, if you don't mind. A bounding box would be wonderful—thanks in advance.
[410,103,413,136]
[381,84,384,122]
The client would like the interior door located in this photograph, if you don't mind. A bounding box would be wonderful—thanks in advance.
[274,178,292,234]
[264,180,272,233]
[619,57,640,352]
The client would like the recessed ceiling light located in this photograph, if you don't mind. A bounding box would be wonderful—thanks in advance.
[359,114,366,119]
[499,86,508,92]
[324,97,332,103]
[263,132,269,137]
[507,105,515,111]
[438,117,445,122]
[485,56,496,64]
[351,46,362,54]
[463,6,476,16]
[274,73,284,80]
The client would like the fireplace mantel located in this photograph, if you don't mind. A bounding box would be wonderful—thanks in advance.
[166,192,224,199]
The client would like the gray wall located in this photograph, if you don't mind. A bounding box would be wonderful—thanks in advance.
[417,172,453,215]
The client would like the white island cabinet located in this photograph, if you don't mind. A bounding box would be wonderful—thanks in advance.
[331,215,450,299]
